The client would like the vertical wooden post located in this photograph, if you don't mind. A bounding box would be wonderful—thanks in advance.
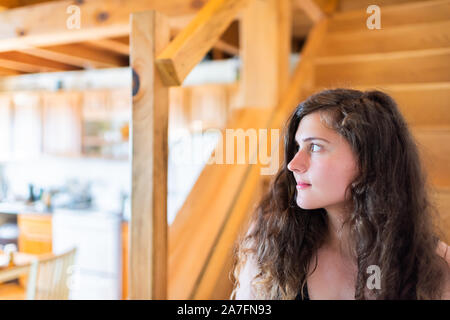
[130,10,170,299]
[239,0,292,108]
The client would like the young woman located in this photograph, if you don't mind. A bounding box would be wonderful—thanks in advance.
[230,88,450,300]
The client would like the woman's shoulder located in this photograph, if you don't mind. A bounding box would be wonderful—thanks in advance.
[436,240,450,300]
[436,240,450,263]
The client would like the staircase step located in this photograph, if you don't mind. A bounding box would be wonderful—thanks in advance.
[318,20,450,57]
[430,188,450,243]
[308,83,450,127]
[328,0,450,33]
[411,126,450,189]
[313,48,450,87]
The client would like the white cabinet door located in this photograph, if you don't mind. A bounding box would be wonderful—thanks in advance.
[69,271,120,300]
[0,94,12,161]
[11,93,42,160]
[42,92,82,156]
[52,210,121,300]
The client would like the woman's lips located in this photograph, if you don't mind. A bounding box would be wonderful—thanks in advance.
[296,183,311,189]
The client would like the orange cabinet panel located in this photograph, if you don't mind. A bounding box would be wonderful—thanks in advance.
[17,214,52,286]
[18,214,52,255]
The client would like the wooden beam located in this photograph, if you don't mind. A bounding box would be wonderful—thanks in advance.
[0,65,22,75]
[213,40,239,56]
[239,0,292,107]
[0,0,20,8]
[19,44,127,69]
[85,39,130,56]
[0,0,55,8]
[0,51,78,73]
[155,0,251,86]
[0,0,207,53]
[169,13,197,37]
[293,0,325,23]
[130,10,170,300]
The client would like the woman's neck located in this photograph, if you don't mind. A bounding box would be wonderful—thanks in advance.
[324,204,355,261]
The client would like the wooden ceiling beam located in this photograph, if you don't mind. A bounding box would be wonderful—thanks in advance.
[155,0,251,86]
[0,0,54,8]
[0,0,207,53]
[19,44,128,69]
[0,51,78,73]
[85,38,130,55]
[0,0,21,8]
[0,65,22,76]
[214,40,239,56]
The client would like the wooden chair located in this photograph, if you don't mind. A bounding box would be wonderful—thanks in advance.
[26,247,77,300]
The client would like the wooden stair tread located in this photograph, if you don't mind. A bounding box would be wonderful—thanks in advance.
[412,127,450,189]
[309,82,450,127]
[430,188,450,243]
[318,20,450,57]
[327,0,450,33]
[313,49,450,87]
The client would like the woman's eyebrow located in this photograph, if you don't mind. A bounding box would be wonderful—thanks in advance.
[296,136,330,143]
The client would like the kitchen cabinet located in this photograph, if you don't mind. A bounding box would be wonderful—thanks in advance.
[17,213,52,255]
[0,94,12,161]
[17,213,52,287]
[42,92,82,156]
[16,211,128,299]
[52,210,122,299]
[11,93,42,160]
[81,90,129,160]
[1,89,129,162]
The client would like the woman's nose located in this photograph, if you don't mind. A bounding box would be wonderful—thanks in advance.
[287,151,308,173]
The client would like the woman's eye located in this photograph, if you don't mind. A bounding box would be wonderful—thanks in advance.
[294,143,321,152]
[310,144,321,152]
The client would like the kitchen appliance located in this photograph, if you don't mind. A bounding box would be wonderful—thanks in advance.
[52,209,121,300]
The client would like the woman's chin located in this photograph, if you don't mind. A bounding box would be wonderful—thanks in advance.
[296,199,313,210]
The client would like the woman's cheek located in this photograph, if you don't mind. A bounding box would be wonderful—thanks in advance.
[312,158,350,196]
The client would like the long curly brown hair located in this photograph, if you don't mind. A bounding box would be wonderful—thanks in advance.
[230,88,448,300]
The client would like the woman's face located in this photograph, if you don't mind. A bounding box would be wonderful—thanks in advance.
[287,111,359,211]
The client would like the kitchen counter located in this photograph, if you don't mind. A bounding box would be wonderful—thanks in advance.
[0,201,52,215]
[0,201,128,222]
